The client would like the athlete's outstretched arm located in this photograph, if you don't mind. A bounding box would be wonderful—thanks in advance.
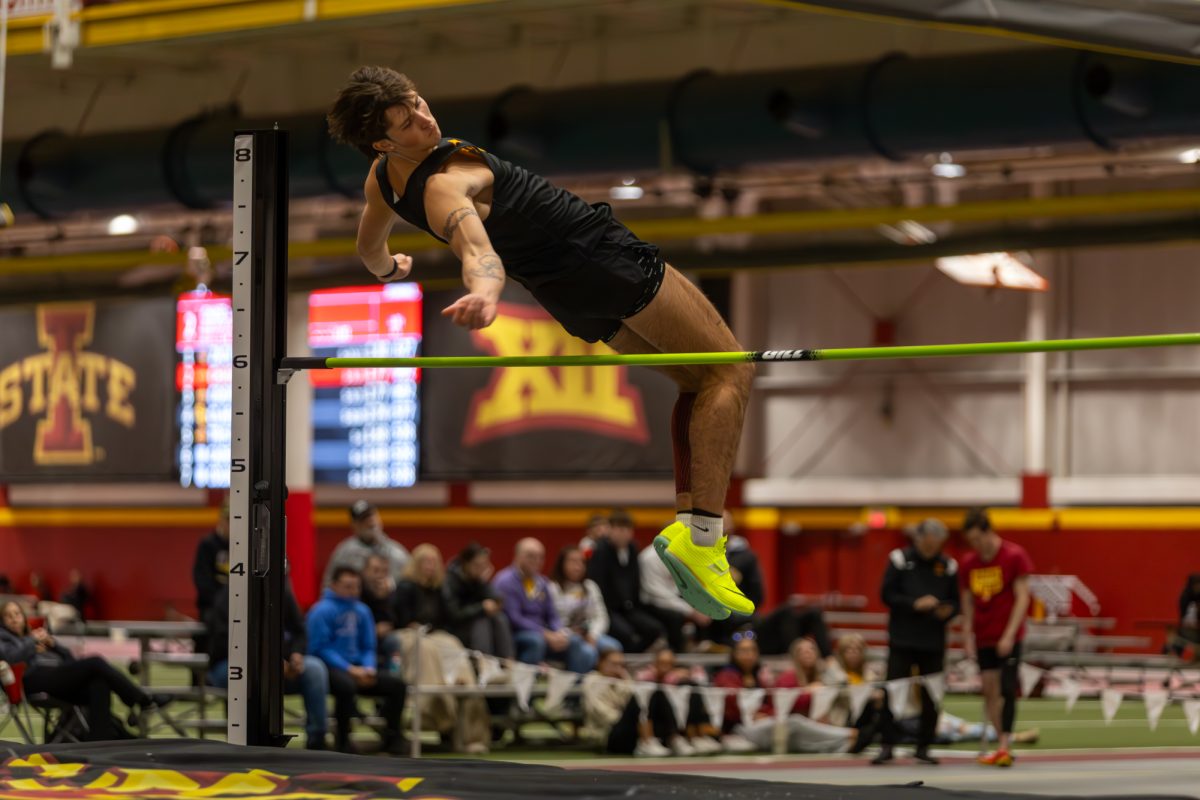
[357,170,413,282]
[425,169,505,330]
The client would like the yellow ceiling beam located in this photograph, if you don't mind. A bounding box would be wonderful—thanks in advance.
[6,0,497,57]
[635,187,1200,239]
[2,186,1197,277]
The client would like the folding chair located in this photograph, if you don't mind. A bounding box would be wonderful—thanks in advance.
[3,662,89,744]
[0,661,36,744]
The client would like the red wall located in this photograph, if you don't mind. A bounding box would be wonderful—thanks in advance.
[1,518,1193,653]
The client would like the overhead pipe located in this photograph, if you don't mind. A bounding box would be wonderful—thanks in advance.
[5,48,1200,218]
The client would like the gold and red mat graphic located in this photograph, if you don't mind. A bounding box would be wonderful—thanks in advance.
[0,749,449,800]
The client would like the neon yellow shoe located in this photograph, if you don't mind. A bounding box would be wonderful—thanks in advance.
[654,522,754,618]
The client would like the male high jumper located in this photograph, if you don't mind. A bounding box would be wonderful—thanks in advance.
[328,67,752,619]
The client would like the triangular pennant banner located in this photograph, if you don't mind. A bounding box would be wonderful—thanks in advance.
[1183,699,1200,736]
[810,686,839,722]
[1100,688,1123,724]
[737,688,766,723]
[476,656,503,687]
[1060,677,1082,713]
[886,678,912,720]
[773,688,802,723]
[441,649,469,686]
[511,663,537,711]
[543,669,578,713]
[1143,690,1169,732]
[849,684,875,723]
[663,684,693,730]
[632,682,658,722]
[701,686,727,731]
[1019,663,1045,698]
[922,673,946,706]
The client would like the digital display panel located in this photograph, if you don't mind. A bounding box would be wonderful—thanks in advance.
[176,290,233,488]
[308,283,422,488]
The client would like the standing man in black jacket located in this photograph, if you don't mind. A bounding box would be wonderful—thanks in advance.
[871,518,960,765]
[192,499,230,621]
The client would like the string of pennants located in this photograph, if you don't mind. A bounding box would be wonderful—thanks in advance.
[427,648,1200,735]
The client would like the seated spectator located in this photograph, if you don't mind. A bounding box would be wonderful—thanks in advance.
[0,601,166,741]
[825,633,880,686]
[581,648,694,757]
[444,542,513,659]
[390,544,490,754]
[824,633,884,728]
[578,513,611,559]
[716,636,856,755]
[755,597,833,657]
[322,501,410,587]
[360,554,398,653]
[711,635,775,753]
[494,538,594,673]
[550,545,623,662]
[774,637,828,717]
[633,649,722,754]
[59,569,90,622]
[28,573,51,603]
[207,582,330,750]
[588,510,666,653]
[308,567,407,754]
[638,537,711,651]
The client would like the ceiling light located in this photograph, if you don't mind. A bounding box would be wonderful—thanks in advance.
[931,162,966,179]
[621,176,637,186]
[609,185,644,200]
[876,220,937,246]
[1178,148,1200,164]
[936,252,1047,291]
[107,214,139,235]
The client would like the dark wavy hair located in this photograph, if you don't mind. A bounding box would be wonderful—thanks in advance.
[327,66,418,159]
[550,545,583,589]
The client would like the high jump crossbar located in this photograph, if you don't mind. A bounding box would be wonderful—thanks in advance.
[279,332,1200,371]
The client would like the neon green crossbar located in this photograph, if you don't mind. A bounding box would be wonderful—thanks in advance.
[278,332,1200,370]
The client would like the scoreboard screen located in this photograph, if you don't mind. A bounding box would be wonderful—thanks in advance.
[176,290,233,488]
[308,283,422,488]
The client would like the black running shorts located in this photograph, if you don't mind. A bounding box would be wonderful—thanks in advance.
[529,218,666,344]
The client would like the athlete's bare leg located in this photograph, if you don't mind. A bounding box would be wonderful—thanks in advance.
[609,265,753,516]
[607,324,703,513]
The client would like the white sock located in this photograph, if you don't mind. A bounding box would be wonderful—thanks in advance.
[689,512,723,546]
[676,511,692,528]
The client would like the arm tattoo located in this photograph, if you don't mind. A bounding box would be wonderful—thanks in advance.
[466,253,504,282]
[442,206,479,241]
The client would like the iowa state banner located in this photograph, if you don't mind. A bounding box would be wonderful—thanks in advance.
[421,286,675,478]
[0,298,176,481]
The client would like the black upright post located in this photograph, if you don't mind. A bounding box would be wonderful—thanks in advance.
[230,128,289,747]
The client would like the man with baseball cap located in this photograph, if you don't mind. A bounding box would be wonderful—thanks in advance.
[321,500,411,587]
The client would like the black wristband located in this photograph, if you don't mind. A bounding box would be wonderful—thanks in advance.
[378,256,400,282]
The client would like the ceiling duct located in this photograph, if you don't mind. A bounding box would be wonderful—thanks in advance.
[4,48,1200,218]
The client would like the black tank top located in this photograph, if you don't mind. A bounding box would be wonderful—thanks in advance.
[374,138,613,288]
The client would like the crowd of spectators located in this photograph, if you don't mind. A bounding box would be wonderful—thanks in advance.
[4,502,1164,766]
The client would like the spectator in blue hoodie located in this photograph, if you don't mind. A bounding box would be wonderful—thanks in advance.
[308,566,407,754]
[493,538,595,673]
